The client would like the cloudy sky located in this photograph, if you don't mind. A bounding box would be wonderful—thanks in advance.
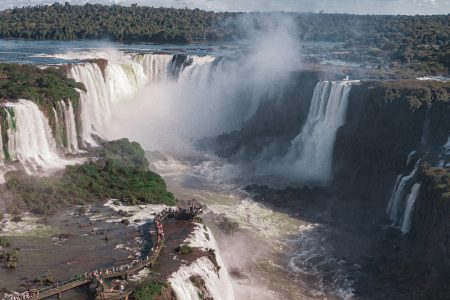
[0,0,449,14]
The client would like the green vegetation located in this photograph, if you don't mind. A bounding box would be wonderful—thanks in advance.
[0,63,85,107]
[423,165,450,199]
[5,139,175,214]
[133,282,167,300]
[0,237,11,248]
[0,3,229,43]
[381,80,450,109]
[175,244,193,255]
[0,248,19,269]
[0,4,448,73]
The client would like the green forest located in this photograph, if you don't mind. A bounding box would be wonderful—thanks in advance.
[0,4,448,71]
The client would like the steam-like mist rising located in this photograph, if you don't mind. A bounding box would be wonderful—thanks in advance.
[104,14,302,153]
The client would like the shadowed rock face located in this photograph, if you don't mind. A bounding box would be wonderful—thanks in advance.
[209,70,321,161]
[214,76,450,299]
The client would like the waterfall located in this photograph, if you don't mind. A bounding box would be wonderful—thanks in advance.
[132,53,173,81]
[177,56,216,82]
[421,103,432,145]
[0,122,3,166]
[57,99,79,153]
[400,183,421,234]
[282,80,355,183]
[406,151,417,167]
[444,135,450,154]
[4,100,68,173]
[386,159,421,227]
[4,108,16,161]
[69,55,166,146]
[169,224,235,300]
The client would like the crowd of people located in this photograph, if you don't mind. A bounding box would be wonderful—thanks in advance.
[3,201,204,300]
[3,290,39,300]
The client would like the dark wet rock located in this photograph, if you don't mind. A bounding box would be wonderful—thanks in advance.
[189,275,213,300]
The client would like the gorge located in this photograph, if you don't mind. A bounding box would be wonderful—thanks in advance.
[0,18,449,300]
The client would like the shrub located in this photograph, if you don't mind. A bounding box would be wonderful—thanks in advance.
[133,282,166,300]
[175,245,193,255]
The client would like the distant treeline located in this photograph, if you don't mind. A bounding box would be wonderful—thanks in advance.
[0,3,231,42]
[0,4,448,68]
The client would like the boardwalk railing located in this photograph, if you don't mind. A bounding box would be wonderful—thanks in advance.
[35,236,167,299]
[6,210,178,300]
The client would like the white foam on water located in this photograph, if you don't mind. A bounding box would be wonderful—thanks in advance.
[0,213,53,237]
[102,199,170,226]
[2,100,77,175]
[169,224,235,300]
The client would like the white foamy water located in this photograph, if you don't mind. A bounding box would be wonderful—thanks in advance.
[286,224,355,300]
[69,56,148,146]
[417,76,450,82]
[0,213,53,237]
[55,99,79,153]
[3,100,71,173]
[150,154,355,299]
[386,159,421,228]
[265,80,357,185]
[400,183,421,234]
[94,199,170,226]
[169,224,235,300]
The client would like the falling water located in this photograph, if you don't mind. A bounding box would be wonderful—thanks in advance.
[421,103,432,145]
[386,159,421,227]
[68,53,183,146]
[400,183,421,234]
[169,225,235,300]
[0,122,3,166]
[406,151,417,167]
[132,53,173,81]
[4,108,16,161]
[4,100,68,173]
[281,80,356,183]
[57,99,79,153]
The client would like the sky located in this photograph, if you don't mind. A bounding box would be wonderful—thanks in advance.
[0,0,449,14]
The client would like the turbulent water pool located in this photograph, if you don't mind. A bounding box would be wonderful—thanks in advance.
[148,152,355,300]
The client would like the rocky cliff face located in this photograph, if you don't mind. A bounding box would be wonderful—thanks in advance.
[410,166,450,267]
[332,80,450,229]
[210,70,320,161]
[213,75,450,298]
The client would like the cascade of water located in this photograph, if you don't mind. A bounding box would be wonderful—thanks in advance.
[421,103,432,145]
[169,225,235,300]
[52,106,64,148]
[177,56,216,83]
[69,57,149,146]
[5,100,68,173]
[444,135,450,154]
[0,122,3,166]
[5,109,16,161]
[133,53,173,81]
[57,99,79,153]
[406,151,417,167]
[282,80,355,183]
[386,159,421,226]
[400,183,421,234]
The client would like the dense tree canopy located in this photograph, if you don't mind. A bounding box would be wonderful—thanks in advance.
[0,3,231,42]
[0,4,448,72]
